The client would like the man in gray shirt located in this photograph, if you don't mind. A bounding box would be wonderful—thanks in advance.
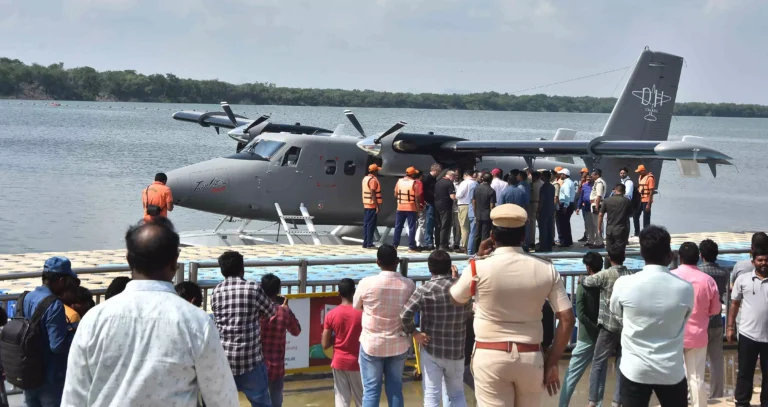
[731,232,768,287]
[728,247,768,407]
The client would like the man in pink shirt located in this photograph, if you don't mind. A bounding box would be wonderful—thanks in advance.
[353,245,416,407]
[673,242,721,407]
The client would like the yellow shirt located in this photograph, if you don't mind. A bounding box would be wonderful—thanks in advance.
[450,247,572,344]
[65,305,81,325]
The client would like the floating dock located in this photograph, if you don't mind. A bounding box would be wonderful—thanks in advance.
[0,231,754,295]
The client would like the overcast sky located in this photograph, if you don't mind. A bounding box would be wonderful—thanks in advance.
[1,0,765,104]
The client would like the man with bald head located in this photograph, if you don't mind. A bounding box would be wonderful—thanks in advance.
[62,218,239,407]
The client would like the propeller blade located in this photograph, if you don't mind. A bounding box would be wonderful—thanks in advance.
[244,115,271,138]
[220,102,238,127]
[344,110,366,138]
[374,121,407,144]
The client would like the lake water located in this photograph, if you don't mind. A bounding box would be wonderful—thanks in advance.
[0,100,766,254]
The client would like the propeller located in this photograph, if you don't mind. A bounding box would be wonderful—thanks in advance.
[343,109,407,144]
[221,102,238,127]
[227,114,271,144]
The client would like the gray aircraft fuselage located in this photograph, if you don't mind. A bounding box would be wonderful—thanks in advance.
[166,132,581,227]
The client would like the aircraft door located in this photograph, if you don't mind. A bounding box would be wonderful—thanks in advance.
[265,141,323,194]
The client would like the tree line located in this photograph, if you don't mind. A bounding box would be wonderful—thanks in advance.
[1,57,766,118]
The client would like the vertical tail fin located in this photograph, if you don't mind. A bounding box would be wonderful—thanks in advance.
[593,47,684,187]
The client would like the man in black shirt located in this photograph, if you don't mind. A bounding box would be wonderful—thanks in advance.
[599,183,633,253]
[419,163,442,250]
[434,170,457,251]
[471,173,496,253]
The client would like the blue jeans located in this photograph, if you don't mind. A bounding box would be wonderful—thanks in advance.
[363,208,378,248]
[234,362,272,407]
[424,203,435,246]
[359,348,407,407]
[420,348,466,407]
[589,328,621,405]
[24,382,64,407]
[538,212,554,252]
[269,377,284,407]
[559,340,603,407]
[393,211,417,250]
[467,216,477,255]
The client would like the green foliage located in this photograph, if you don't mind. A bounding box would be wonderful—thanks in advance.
[1,57,767,118]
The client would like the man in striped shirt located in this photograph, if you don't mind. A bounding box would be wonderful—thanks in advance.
[354,245,416,407]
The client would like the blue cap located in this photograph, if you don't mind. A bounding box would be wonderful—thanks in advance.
[43,257,78,280]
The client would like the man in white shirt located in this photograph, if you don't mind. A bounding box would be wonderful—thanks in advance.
[556,169,575,247]
[62,218,239,407]
[587,169,607,249]
[455,171,477,252]
[490,168,507,204]
[610,225,694,407]
[619,167,634,202]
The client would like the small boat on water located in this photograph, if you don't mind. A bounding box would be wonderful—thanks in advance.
[49,102,61,107]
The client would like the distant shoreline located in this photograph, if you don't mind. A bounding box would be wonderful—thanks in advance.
[2,57,767,118]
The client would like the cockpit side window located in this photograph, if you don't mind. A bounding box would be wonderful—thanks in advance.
[282,146,302,167]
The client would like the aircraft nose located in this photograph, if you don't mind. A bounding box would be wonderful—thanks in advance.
[166,158,233,209]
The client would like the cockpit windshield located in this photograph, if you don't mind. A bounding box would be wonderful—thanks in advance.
[241,139,285,160]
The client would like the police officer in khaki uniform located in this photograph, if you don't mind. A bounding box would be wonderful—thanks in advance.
[450,204,575,407]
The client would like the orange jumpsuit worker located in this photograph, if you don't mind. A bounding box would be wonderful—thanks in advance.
[142,173,174,222]
[393,167,421,252]
[633,164,656,236]
[362,164,383,249]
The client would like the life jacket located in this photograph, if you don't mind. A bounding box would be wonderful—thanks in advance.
[395,177,417,212]
[638,173,656,202]
[362,175,382,208]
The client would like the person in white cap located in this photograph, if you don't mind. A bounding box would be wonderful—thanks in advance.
[450,204,575,406]
[556,168,575,247]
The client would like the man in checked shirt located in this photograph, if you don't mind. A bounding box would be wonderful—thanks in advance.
[212,251,276,407]
[401,250,472,407]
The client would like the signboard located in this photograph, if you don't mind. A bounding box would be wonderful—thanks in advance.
[283,292,343,374]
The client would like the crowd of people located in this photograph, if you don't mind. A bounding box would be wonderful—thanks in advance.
[363,163,657,256]
[0,174,764,407]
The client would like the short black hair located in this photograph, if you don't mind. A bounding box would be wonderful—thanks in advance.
[218,251,244,278]
[615,183,626,194]
[510,169,520,178]
[607,244,626,264]
[491,225,526,247]
[592,168,603,176]
[106,276,131,300]
[753,246,768,259]
[621,167,629,173]
[377,244,399,268]
[583,252,604,273]
[261,273,281,298]
[752,232,768,251]
[639,225,672,266]
[532,172,541,181]
[76,286,94,306]
[155,173,168,183]
[541,170,551,179]
[338,278,356,301]
[699,239,719,263]
[503,174,510,182]
[427,250,452,276]
[482,173,493,184]
[175,281,203,307]
[125,218,180,278]
[678,242,700,265]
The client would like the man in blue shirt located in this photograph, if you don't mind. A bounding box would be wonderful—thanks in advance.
[466,171,480,255]
[499,171,528,208]
[537,170,556,252]
[556,169,576,247]
[576,171,593,243]
[23,256,80,407]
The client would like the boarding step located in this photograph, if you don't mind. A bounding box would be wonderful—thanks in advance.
[274,202,324,245]
[281,215,314,220]
[286,230,330,236]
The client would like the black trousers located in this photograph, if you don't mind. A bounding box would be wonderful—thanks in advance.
[473,220,492,253]
[735,334,768,407]
[632,202,652,236]
[452,209,461,248]
[436,209,453,250]
[606,226,630,253]
[555,203,574,246]
[620,372,687,407]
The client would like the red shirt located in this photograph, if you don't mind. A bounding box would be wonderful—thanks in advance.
[260,302,302,381]
[323,304,363,371]
[414,180,424,209]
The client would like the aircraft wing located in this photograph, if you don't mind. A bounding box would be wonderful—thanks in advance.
[172,111,253,130]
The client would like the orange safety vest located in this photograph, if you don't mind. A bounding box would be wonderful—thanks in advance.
[395,177,417,212]
[362,175,382,208]
[638,173,656,202]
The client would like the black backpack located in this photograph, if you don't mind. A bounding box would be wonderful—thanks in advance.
[0,292,57,389]
[630,181,641,209]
